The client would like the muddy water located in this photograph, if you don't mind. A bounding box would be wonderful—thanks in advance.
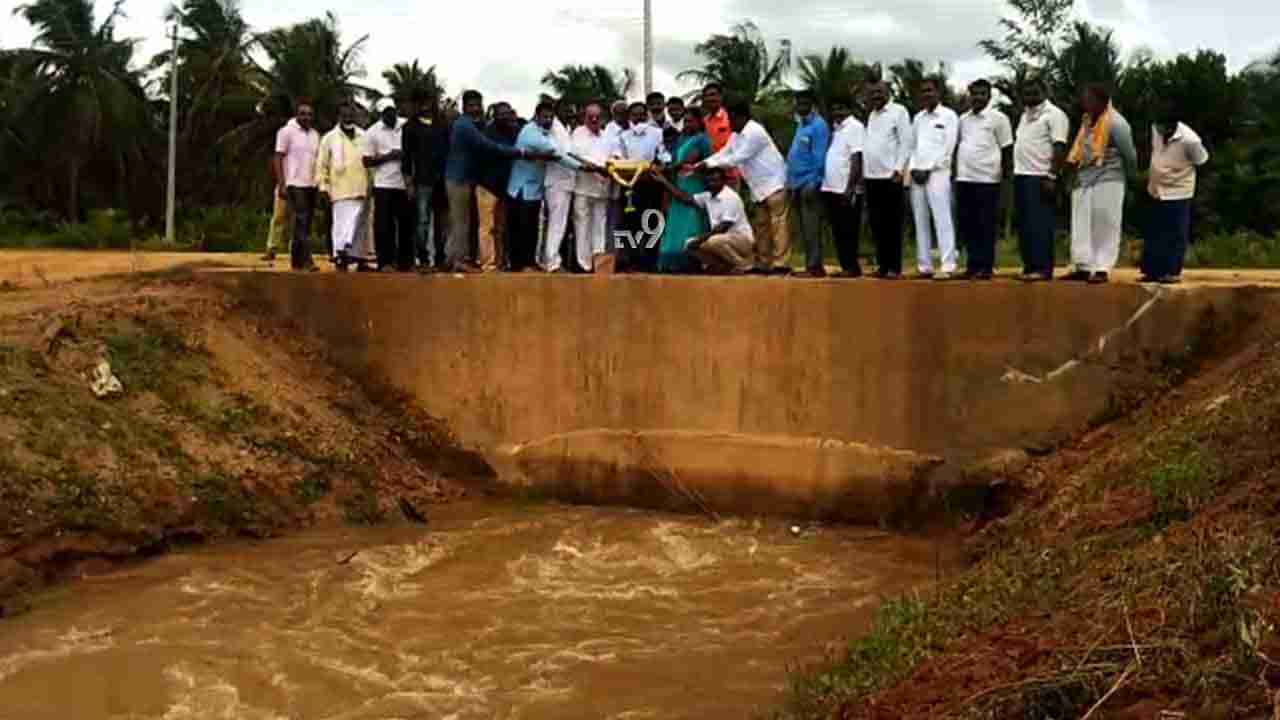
[0,502,946,719]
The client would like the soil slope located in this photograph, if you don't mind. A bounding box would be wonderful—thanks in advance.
[777,290,1280,718]
[0,269,471,615]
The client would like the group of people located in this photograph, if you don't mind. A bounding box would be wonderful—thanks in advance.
[269,75,1209,284]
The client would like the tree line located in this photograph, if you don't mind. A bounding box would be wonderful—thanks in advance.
[1,0,1278,243]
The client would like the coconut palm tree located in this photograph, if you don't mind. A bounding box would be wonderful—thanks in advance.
[5,0,154,220]
[540,64,634,108]
[677,21,791,105]
[149,0,259,206]
[219,12,373,198]
[382,60,445,104]
[796,47,875,115]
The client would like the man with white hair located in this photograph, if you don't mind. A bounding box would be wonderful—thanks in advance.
[315,101,369,271]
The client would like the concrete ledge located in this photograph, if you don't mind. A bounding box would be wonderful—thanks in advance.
[490,429,942,524]
[213,272,1273,521]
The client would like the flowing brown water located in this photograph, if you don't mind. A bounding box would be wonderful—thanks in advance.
[0,501,945,719]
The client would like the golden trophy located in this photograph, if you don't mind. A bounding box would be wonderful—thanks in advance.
[606,159,652,213]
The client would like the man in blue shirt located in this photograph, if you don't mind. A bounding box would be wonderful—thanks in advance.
[506,101,598,271]
[787,89,830,277]
[444,90,548,272]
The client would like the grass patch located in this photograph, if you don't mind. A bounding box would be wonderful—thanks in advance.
[1143,451,1217,526]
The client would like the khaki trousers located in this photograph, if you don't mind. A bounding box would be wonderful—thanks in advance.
[476,186,507,271]
[751,189,791,269]
[694,232,755,273]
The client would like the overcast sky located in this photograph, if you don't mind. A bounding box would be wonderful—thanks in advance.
[3,0,1277,113]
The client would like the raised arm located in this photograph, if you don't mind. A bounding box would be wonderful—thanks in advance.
[648,166,696,206]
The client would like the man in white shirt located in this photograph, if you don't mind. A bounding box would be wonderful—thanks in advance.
[570,104,616,273]
[618,101,672,272]
[650,166,754,273]
[955,78,1014,280]
[698,99,791,274]
[820,95,866,277]
[1140,109,1209,284]
[540,101,578,272]
[908,77,960,279]
[364,99,412,271]
[1013,78,1070,281]
[862,80,914,278]
[273,102,321,271]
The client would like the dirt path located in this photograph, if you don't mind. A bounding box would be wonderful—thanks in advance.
[4,250,1280,291]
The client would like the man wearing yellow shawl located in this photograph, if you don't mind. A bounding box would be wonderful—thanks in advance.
[1065,84,1137,284]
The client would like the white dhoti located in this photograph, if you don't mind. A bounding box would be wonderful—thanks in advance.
[573,194,607,272]
[540,188,573,271]
[910,170,957,274]
[1071,181,1125,272]
[331,198,364,257]
[352,192,376,261]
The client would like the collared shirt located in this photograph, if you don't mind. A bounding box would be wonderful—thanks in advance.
[1014,100,1070,177]
[316,127,368,201]
[444,115,523,185]
[363,120,406,190]
[786,112,831,190]
[666,116,684,134]
[619,122,671,164]
[703,108,739,183]
[571,125,617,199]
[401,115,450,188]
[957,107,1014,183]
[274,119,320,188]
[704,119,786,202]
[545,118,577,193]
[694,187,753,242]
[863,102,914,180]
[821,116,866,194]
[1149,122,1209,201]
[909,104,959,173]
[508,122,581,201]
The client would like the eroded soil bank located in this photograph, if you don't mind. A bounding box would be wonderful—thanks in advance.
[776,291,1280,718]
[0,269,473,615]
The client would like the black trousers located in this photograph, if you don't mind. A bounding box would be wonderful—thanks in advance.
[1014,176,1056,275]
[1140,199,1192,278]
[286,186,317,270]
[956,182,1001,274]
[507,197,543,271]
[618,179,662,273]
[865,179,904,275]
[823,191,864,274]
[374,188,414,270]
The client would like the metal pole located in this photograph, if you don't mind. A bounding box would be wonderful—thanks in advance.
[642,0,653,95]
[165,22,179,245]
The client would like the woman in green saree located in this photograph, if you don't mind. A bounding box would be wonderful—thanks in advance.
[657,108,712,272]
